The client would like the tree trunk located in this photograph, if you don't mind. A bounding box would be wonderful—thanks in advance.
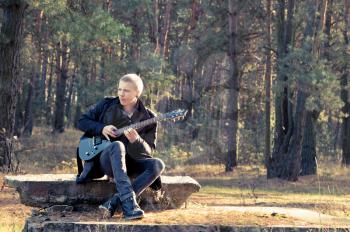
[45,51,54,125]
[264,0,272,168]
[268,0,318,180]
[160,0,172,59]
[322,0,332,59]
[32,10,45,124]
[65,68,76,127]
[23,70,35,136]
[152,0,160,54]
[39,50,48,122]
[74,102,82,129]
[333,115,340,153]
[285,87,308,181]
[14,94,24,137]
[39,13,49,124]
[184,71,194,122]
[0,1,27,171]
[269,0,295,166]
[131,11,141,61]
[226,0,239,171]
[300,0,331,175]
[325,1,334,156]
[99,48,106,80]
[268,0,294,177]
[74,53,89,128]
[52,41,69,133]
[300,112,317,175]
[120,39,125,61]
[341,0,350,165]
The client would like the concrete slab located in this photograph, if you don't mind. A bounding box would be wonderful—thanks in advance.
[4,174,201,210]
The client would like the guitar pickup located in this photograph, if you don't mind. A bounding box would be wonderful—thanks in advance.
[93,137,102,145]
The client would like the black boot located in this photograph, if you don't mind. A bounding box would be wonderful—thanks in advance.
[121,195,144,220]
[99,193,121,218]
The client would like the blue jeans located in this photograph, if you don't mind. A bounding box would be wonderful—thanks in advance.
[99,141,165,201]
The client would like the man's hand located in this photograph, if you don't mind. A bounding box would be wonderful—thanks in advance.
[124,128,140,143]
[102,125,118,141]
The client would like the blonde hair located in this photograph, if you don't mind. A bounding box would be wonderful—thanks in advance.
[120,73,144,97]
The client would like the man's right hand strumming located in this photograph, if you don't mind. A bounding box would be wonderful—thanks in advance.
[102,125,118,140]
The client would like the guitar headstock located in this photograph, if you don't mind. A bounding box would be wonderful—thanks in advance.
[162,109,188,122]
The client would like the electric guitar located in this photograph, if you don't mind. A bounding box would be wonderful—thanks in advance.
[78,109,187,161]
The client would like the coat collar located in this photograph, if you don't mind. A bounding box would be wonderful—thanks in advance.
[114,97,151,121]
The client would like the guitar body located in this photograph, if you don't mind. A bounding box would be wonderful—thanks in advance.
[78,136,111,161]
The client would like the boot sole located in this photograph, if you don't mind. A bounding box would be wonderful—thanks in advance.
[123,214,144,220]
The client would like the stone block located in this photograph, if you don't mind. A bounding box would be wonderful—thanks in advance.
[4,174,201,210]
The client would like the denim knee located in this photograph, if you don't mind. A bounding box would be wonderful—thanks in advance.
[110,141,126,157]
[152,158,165,175]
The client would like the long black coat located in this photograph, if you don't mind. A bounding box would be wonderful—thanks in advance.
[76,96,161,190]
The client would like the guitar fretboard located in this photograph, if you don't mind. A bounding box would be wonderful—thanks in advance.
[115,115,164,136]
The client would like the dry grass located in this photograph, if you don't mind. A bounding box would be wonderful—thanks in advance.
[167,164,350,218]
[14,127,80,174]
[1,127,350,231]
[0,174,31,232]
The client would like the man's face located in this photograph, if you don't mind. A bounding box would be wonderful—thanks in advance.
[118,81,138,107]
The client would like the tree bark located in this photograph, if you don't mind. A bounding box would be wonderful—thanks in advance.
[74,52,89,128]
[226,0,239,171]
[285,86,308,181]
[65,67,76,127]
[160,0,172,59]
[131,12,141,60]
[322,0,332,59]
[14,94,24,137]
[23,70,35,136]
[264,0,272,168]
[45,51,54,125]
[52,41,69,133]
[341,0,350,165]
[152,0,160,54]
[32,10,44,124]
[300,112,317,175]
[39,12,49,124]
[0,1,27,171]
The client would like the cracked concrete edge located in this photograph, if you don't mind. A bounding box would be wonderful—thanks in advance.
[23,220,350,232]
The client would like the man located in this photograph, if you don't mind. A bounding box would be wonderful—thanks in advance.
[77,74,165,220]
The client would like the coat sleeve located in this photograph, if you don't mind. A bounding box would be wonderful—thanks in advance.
[77,99,107,136]
[127,111,157,158]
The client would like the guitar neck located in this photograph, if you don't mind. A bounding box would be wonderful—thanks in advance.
[115,116,163,135]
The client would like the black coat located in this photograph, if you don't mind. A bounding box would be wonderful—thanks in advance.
[76,96,162,190]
